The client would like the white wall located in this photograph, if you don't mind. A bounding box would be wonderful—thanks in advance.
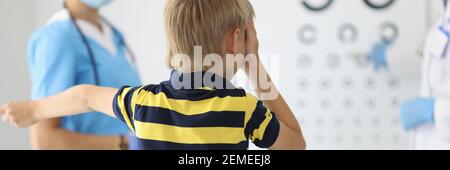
[0,0,35,149]
[0,0,446,149]
[33,0,64,26]
[103,0,170,84]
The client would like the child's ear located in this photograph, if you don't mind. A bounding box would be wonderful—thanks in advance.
[225,28,241,54]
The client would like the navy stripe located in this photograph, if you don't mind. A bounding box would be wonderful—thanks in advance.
[132,138,249,150]
[168,70,237,90]
[244,101,268,136]
[124,86,142,129]
[112,96,125,122]
[147,82,247,101]
[252,114,280,148]
[134,105,246,128]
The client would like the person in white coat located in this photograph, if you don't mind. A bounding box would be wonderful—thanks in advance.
[400,0,450,150]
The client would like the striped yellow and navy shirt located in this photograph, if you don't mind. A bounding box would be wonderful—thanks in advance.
[112,71,280,150]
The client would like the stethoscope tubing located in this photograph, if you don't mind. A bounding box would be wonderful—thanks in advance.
[67,10,138,85]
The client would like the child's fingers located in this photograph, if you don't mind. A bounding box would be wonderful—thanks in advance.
[245,19,257,40]
[2,113,9,122]
[247,18,256,31]
[1,104,10,124]
[0,104,5,114]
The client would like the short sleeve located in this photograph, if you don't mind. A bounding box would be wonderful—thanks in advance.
[245,101,280,148]
[113,86,142,132]
[28,30,78,100]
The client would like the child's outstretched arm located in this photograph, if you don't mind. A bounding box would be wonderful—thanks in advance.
[244,19,306,150]
[0,85,118,128]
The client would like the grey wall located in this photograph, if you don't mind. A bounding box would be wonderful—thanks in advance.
[0,0,35,149]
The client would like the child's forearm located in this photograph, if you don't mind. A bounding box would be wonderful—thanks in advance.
[245,60,302,133]
[33,85,95,121]
[242,18,302,135]
[1,85,118,128]
[35,85,118,120]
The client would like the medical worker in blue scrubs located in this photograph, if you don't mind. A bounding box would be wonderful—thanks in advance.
[28,0,141,149]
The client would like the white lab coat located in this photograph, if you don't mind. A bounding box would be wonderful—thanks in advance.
[413,7,450,150]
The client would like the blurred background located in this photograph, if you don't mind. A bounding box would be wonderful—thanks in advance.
[0,0,445,149]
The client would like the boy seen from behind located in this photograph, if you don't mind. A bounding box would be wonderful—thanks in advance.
[1,0,306,150]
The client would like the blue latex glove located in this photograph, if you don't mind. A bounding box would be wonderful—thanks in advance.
[368,42,390,71]
[400,98,436,130]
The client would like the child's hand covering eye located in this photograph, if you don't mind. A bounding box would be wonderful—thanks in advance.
[245,18,259,55]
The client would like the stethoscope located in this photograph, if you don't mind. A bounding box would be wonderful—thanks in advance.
[66,7,138,85]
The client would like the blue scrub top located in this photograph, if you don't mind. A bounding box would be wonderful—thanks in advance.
[28,19,141,136]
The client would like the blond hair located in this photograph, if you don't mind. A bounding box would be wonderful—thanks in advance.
[164,0,255,71]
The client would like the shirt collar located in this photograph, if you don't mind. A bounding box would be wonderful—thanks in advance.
[47,9,117,56]
[169,70,236,90]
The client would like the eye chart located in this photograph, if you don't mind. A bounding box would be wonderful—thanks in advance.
[250,0,429,149]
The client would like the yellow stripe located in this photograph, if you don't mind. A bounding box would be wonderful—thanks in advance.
[117,87,135,132]
[134,121,246,144]
[135,90,255,115]
[251,109,273,141]
[244,93,258,126]
[130,86,145,122]
[197,86,214,91]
